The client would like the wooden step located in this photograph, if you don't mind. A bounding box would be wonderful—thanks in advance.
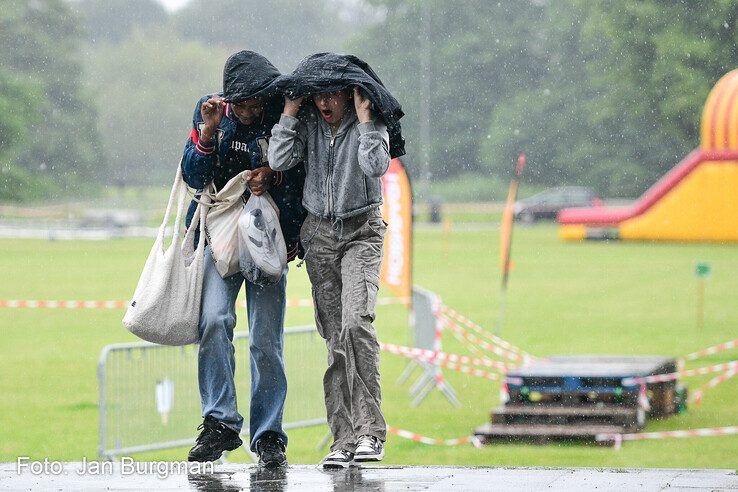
[507,390,638,406]
[491,405,641,430]
[493,405,637,417]
[473,423,625,445]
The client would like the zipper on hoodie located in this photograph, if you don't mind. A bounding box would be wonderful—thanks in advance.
[327,134,336,219]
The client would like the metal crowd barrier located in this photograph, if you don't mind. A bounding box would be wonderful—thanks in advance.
[397,286,460,407]
[98,325,326,460]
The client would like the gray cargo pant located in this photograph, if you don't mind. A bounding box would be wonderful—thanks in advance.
[300,208,387,452]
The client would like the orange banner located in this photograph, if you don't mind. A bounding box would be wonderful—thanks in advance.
[500,154,526,278]
[499,181,517,273]
[381,158,412,304]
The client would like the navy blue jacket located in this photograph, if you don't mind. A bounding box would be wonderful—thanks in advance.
[182,93,306,260]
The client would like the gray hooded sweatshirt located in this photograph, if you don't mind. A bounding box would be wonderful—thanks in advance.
[268,105,391,220]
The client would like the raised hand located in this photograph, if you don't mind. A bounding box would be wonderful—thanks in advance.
[200,96,225,142]
[353,86,372,123]
[283,95,304,117]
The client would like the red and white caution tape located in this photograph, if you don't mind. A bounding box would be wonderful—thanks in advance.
[680,339,738,367]
[439,316,523,363]
[691,368,738,405]
[387,426,482,447]
[0,299,129,309]
[431,360,501,381]
[380,342,502,380]
[439,304,532,359]
[622,361,738,386]
[446,317,495,360]
[596,426,738,450]
[0,297,405,309]
[637,383,651,411]
[380,342,509,373]
[431,300,445,386]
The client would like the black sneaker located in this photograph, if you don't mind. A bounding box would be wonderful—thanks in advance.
[354,435,384,462]
[321,449,354,469]
[187,416,243,462]
[255,431,287,468]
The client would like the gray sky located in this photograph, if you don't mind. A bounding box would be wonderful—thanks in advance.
[156,0,190,12]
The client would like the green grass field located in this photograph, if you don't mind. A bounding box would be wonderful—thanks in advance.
[1,224,737,468]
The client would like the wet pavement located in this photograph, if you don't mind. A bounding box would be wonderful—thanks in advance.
[2,462,737,491]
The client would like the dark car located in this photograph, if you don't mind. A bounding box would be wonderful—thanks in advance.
[514,186,602,223]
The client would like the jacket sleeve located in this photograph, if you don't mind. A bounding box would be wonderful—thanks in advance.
[268,114,307,172]
[281,163,306,261]
[181,97,217,189]
[357,119,391,178]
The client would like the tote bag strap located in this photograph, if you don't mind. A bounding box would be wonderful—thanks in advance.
[170,165,190,244]
[183,182,211,250]
[158,161,188,245]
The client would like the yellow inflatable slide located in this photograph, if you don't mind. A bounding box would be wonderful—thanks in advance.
[559,70,738,242]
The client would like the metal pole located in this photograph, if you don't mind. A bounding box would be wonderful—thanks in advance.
[420,0,432,182]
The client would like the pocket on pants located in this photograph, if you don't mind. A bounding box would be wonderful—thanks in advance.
[365,216,387,237]
[299,214,313,241]
[362,268,380,320]
[310,285,326,338]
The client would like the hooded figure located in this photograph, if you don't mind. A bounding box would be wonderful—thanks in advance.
[181,50,304,253]
[180,50,306,468]
[268,52,400,468]
[274,52,406,158]
[222,50,282,102]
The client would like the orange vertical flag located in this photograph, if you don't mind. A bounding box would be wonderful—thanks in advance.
[500,154,526,279]
[380,158,412,305]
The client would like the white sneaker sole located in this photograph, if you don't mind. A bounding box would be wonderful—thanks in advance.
[353,451,384,462]
[322,459,353,469]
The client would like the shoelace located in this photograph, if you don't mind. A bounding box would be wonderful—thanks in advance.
[356,435,375,449]
[259,437,285,455]
[328,449,351,460]
[195,420,221,443]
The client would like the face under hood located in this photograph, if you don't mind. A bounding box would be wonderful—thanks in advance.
[273,52,406,158]
[222,50,281,103]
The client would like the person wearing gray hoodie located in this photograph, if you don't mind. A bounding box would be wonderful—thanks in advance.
[268,87,390,468]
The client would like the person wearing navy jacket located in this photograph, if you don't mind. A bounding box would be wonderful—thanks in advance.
[181,50,305,468]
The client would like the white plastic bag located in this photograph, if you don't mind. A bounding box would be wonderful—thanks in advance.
[203,170,250,278]
[238,192,287,285]
[122,163,208,346]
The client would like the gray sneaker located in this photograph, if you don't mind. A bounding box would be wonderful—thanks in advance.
[354,435,384,462]
[321,449,354,468]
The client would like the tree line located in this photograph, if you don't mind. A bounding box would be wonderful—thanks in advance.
[1,0,735,201]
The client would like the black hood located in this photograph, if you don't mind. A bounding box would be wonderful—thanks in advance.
[274,52,406,158]
[222,50,281,103]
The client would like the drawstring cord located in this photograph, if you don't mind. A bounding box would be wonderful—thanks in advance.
[331,216,345,241]
[296,215,323,268]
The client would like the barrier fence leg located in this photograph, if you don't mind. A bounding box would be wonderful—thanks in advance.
[411,377,437,407]
[409,371,434,396]
[397,360,419,385]
[316,430,333,451]
[437,380,462,408]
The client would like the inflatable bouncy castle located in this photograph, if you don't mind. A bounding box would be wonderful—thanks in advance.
[559,70,738,242]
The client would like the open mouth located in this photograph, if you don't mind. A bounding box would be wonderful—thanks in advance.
[321,109,333,120]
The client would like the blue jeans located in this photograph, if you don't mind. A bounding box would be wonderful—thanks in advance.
[198,246,288,451]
